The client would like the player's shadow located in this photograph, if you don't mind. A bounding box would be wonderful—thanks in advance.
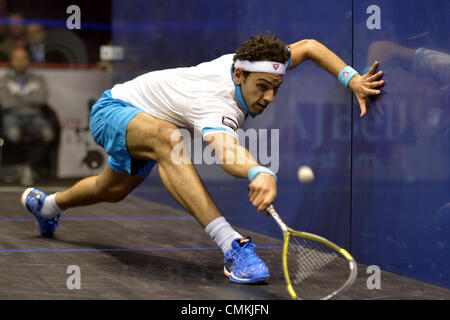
[39,237,284,299]
[40,237,219,279]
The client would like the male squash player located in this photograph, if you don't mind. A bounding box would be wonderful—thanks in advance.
[21,34,383,284]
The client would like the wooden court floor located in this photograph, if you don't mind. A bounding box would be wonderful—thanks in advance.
[0,189,449,300]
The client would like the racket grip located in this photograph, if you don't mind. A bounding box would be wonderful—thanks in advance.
[266,204,276,214]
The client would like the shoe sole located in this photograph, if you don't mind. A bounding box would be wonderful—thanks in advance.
[20,187,35,211]
[224,266,270,284]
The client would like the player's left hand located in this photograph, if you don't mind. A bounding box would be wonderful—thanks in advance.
[348,61,384,117]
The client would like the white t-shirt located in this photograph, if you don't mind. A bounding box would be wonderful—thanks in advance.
[111,54,245,139]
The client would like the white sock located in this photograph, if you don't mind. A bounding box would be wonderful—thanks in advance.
[205,217,243,253]
[41,193,63,219]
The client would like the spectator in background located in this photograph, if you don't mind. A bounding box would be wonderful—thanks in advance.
[0,0,10,60]
[0,47,57,185]
[0,13,26,61]
[26,22,72,64]
[26,23,47,63]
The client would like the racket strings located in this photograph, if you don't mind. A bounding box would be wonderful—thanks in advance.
[286,234,352,300]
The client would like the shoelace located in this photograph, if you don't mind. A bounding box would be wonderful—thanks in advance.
[235,242,262,266]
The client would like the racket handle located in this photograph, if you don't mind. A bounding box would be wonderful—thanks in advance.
[266,204,276,214]
[266,204,289,233]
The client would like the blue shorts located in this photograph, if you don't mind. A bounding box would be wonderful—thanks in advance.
[89,90,157,178]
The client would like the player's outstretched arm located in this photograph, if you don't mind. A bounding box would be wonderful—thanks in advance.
[204,132,276,212]
[288,39,384,117]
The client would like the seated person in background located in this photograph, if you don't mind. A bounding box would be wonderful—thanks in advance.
[0,0,10,61]
[0,47,56,185]
[0,13,26,61]
[26,23,49,64]
[26,22,72,64]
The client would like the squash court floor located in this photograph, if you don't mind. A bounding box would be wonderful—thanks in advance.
[0,187,449,300]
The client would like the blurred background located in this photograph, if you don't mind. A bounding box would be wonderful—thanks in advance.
[0,0,448,290]
[0,0,112,185]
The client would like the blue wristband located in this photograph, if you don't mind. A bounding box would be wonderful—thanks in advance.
[248,166,277,182]
[338,66,359,88]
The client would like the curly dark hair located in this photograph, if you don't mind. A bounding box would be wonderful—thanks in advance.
[233,34,290,66]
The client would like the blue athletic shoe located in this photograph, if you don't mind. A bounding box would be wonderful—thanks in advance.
[224,237,270,284]
[21,188,61,236]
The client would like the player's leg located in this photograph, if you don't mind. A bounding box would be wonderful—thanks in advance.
[125,113,269,283]
[21,166,144,235]
[21,90,149,235]
[125,112,222,228]
[55,165,144,210]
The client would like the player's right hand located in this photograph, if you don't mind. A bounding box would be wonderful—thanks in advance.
[248,173,277,213]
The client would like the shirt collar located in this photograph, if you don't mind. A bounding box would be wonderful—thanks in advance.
[230,67,256,118]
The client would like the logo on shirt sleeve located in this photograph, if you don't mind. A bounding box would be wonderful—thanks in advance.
[222,116,238,131]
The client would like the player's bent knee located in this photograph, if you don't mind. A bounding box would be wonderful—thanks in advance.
[157,126,186,156]
[169,130,186,154]
[159,125,183,147]
[127,113,183,162]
